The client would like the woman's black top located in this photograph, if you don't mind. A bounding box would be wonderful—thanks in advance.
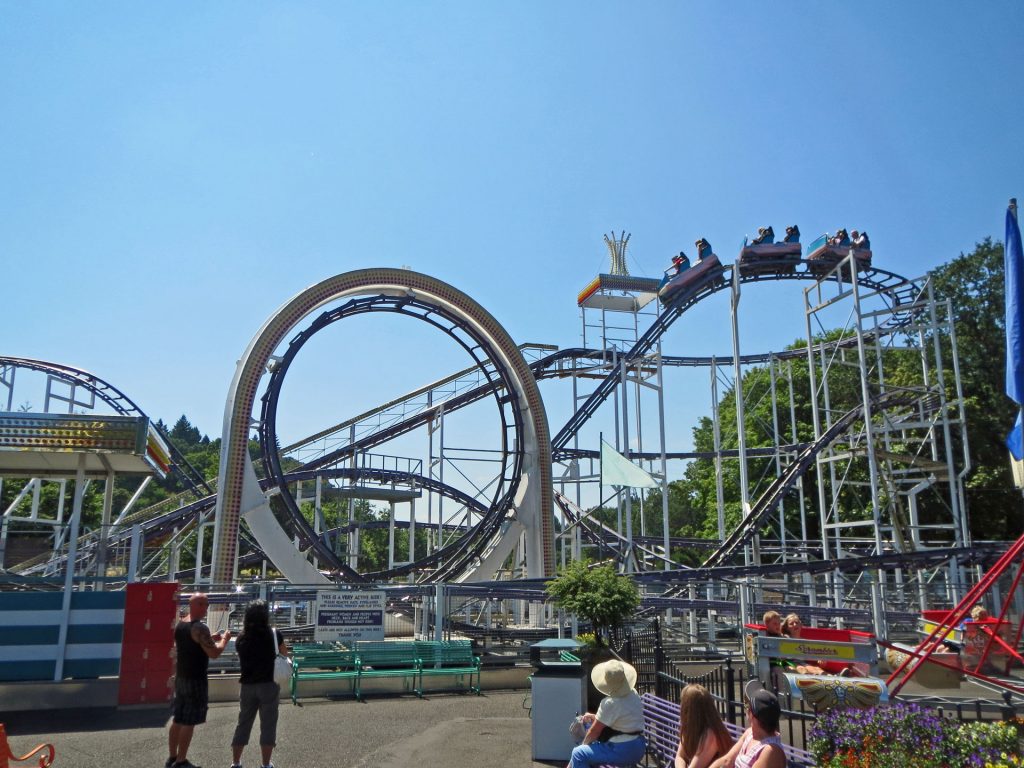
[236,627,279,685]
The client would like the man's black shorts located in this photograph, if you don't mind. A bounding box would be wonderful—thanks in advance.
[172,676,209,725]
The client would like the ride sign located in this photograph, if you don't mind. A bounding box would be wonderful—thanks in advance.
[314,590,386,643]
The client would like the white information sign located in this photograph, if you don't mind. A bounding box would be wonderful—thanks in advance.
[314,590,386,643]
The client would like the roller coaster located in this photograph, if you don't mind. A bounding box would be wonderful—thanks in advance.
[0,232,976,637]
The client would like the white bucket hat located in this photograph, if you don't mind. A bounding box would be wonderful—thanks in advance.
[591,659,637,698]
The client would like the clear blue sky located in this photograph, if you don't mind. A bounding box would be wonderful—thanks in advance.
[3,2,1023,458]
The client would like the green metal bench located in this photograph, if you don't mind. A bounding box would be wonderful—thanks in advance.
[352,640,423,701]
[414,640,482,697]
[289,649,360,704]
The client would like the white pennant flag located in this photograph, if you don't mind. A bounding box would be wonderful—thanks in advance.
[601,439,658,488]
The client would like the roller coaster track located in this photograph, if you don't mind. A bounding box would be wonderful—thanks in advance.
[553,490,680,569]
[700,388,919,569]
[0,357,213,497]
[13,467,491,578]
[556,389,924,576]
[551,263,925,453]
[254,290,530,581]
[285,262,926,472]
[4,260,928,583]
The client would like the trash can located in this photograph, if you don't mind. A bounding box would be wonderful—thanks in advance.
[529,638,587,761]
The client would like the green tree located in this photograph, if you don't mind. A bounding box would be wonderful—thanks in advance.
[930,237,1021,539]
[546,559,640,645]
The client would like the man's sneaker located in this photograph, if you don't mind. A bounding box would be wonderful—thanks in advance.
[230,764,243,768]
[172,761,202,768]
[165,759,175,768]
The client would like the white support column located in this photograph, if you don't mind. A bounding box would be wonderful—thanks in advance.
[55,454,86,681]
[710,358,727,604]
[620,358,634,573]
[128,524,142,582]
[730,266,755,567]
[387,501,396,570]
[656,343,670,570]
[434,582,445,642]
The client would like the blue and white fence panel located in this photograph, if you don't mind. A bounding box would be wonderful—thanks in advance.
[0,591,125,682]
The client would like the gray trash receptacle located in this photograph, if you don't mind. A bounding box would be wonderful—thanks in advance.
[529,639,587,761]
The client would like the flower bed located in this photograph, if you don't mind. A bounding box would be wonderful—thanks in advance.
[808,701,1022,768]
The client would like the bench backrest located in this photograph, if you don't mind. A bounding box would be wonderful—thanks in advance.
[354,640,421,667]
[416,640,477,666]
[291,642,344,657]
[639,692,815,768]
[292,650,358,669]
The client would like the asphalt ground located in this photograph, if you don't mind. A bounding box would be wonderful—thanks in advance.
[1,689,562,768]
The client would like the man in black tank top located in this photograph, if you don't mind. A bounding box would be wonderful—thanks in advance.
[167,593,232,768]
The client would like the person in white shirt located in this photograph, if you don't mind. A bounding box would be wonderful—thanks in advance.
[568,659,646,768]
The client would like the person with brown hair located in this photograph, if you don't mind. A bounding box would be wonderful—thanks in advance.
[674,684,734,768]
[710,680,786,768]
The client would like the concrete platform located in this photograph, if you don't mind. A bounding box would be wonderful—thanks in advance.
[0,688,557,768]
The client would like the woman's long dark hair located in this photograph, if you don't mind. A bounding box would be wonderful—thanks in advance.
[242,599,272,637]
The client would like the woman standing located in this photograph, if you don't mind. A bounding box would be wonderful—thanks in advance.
[674,684,733,768]
[567,659,646,768]
[230,601,289,768]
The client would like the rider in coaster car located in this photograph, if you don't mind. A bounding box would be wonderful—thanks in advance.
[830,228,850,247]
[751,226,775,245]
[671,251,690,274]
[783,225,800,243]
[695,238,714,260]
[851,230,870,250]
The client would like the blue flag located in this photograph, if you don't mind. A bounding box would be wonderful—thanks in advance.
[1006,199,1024,403]
[1008,412,1024,462]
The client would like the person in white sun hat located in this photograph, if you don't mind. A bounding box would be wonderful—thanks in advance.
[567,659,646,768]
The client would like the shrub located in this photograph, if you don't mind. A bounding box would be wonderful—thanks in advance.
[545,559,640,646]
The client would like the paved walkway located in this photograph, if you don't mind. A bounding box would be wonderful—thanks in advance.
[1,690,562,768]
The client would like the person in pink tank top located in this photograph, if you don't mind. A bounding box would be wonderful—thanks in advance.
[709,680,786,768]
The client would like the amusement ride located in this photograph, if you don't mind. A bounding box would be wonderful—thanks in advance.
[1,224,1016,702]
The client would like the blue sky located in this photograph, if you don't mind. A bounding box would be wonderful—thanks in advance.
[3,2,1023,465]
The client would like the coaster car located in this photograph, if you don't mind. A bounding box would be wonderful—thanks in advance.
[658,251,725,305]
[737,225,801,275]
[738,240,802,275]
[806,229,872,277]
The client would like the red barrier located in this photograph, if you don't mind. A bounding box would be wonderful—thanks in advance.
[0,723,54,768]
[117,582,179,706]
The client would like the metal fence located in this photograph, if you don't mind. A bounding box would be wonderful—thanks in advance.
[608,615,1024,759]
